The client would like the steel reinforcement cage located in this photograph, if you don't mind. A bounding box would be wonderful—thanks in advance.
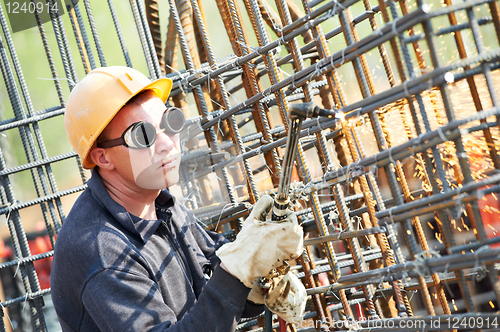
[0,0,500,331]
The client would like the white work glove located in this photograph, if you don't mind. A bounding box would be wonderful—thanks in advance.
[216,195,303,288]
[248,272,308,323]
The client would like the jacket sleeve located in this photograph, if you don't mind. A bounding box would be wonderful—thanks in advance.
[82,265,252,332]
[186,212,265,319]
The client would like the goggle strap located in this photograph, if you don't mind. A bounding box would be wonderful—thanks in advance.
[97,137,127,149]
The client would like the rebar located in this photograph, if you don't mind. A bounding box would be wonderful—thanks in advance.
[0,0,500,330]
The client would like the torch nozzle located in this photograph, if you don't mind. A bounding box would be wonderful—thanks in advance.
[316,107,338,118]
[289,102,338,120]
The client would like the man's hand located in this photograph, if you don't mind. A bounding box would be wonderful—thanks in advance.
[216,195,303,288]
[248,272,308,323]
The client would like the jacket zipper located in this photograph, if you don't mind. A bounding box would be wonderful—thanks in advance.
[162,220,193,285]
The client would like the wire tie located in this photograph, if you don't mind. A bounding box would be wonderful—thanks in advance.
[408,289,416,302]
[413,252,426,278]
[403,79,412,99]
[344,163,352,183]
[413,132,424,155]
[322,170,328,185]
[329,52,336,71]
[441,262,453,300]
[326,283,334,296]
[181,74,192,94]
[388,146,396,165]
[401,261,410,281]
[391,16,401,37]
[355,215,362,229]
[23,294,28,312]
[331,287,340,301]
[378,274,385,289]
[388,206,395,224]
[427,77,434,91]
[309,62,319,82]
[455,191,465,221]
[476,266,488,282]
[4,204,12,226]
[369,153,379,178]
[370,153,378,175]
[275,37,282,57]
[178,78,186,95]
[206,70,211,94]
[13,260,21,279]
[474,245,489,270]
[279,34,286,48]
[427,249,441,259]
[259,151,273,174]
[0,303,13,329]
[332,0,346,13]
[437,126,448,143]
[290,70,297,90]
[276,33,286,57]
[329,0,337,19]
[217,116,224,137]
[197,118,205,132]
[264,87,272,97]
[262,0,282,37]
[316,116,324,132]
[443,262,455,297]
[215,202,239,231]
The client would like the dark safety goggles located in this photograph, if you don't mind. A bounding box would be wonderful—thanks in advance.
[97,107,186,149]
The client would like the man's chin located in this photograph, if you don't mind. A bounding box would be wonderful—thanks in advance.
[134,167,179,190]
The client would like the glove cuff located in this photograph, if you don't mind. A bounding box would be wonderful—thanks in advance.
[216,241,267,288]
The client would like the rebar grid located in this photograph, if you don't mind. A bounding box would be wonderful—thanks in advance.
[0,0,499,331]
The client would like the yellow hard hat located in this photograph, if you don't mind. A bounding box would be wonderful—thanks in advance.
[64,66,173,169]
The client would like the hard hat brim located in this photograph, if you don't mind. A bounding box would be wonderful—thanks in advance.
[141,77,173,104]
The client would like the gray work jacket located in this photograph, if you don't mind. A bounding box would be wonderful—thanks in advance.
[51,170,263,331]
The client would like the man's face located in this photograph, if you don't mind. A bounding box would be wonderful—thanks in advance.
[101,91,181,190]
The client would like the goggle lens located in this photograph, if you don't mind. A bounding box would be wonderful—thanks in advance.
[162,107,185,134]
[130,122,157,148]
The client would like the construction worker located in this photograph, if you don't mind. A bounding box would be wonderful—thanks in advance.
[51,66,306,331]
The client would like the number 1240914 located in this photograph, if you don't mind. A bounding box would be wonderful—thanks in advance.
[5,1,59,14]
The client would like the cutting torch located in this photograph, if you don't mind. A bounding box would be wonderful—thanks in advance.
[260,102,338,284]
[271,102,338,222]
[262,102,338,332]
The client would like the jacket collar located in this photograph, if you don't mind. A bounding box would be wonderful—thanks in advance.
[87,169,175,243]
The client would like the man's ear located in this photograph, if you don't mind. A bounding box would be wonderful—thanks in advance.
[89,147,115,170]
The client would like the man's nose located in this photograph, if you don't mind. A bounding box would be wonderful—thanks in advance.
[155,131,177,154]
